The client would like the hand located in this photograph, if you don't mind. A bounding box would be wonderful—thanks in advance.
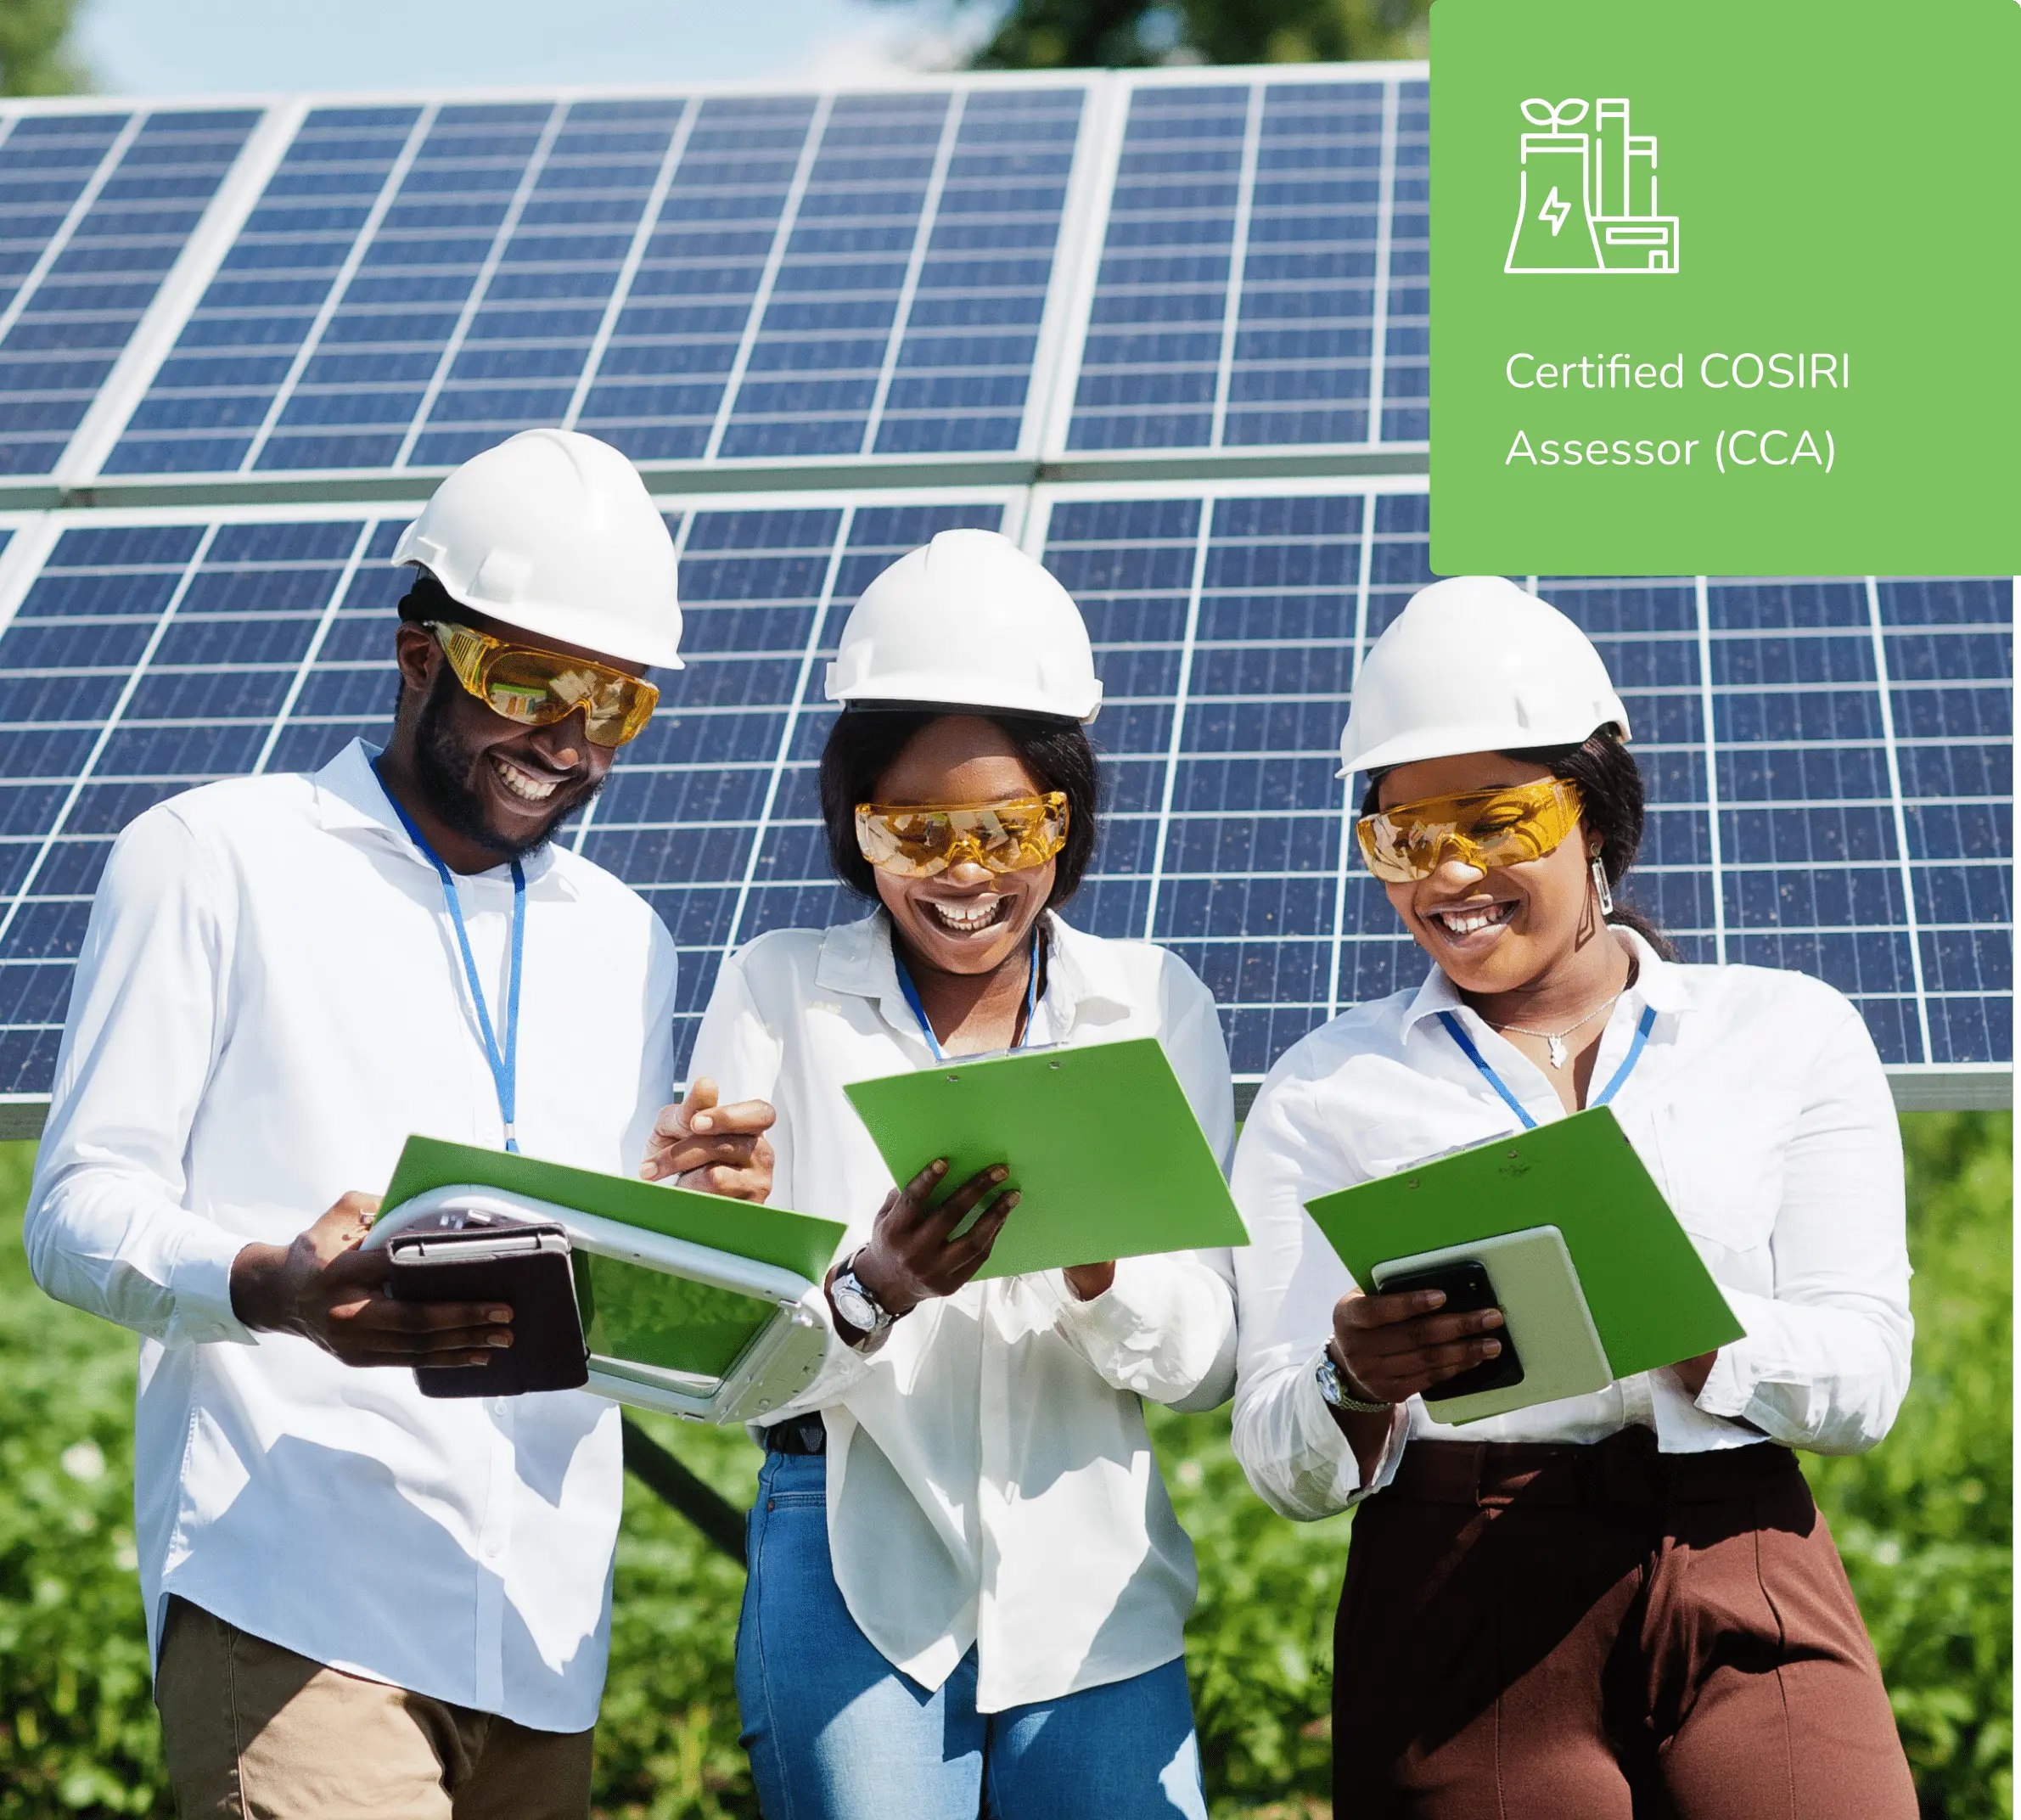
[1064,1261,1116,1300]
[1331,1284,1506,1406]
[228,1193,515,1370]
[840,1159,1021,1332]
[1670,1349,1719,1398]
[641,1076,776,1203]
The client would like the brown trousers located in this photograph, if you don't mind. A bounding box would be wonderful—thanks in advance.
[1333,1430,1917,1819]
[155,1597,594,1820]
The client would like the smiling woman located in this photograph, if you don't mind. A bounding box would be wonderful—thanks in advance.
[647,527,1242,1820]
[1227,575,1920,1818]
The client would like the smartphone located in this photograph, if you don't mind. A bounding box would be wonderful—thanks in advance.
[388,1218,589,1398]
[1376,1259,1525,1402]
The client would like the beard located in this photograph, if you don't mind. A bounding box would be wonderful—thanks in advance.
[412,666,603,862]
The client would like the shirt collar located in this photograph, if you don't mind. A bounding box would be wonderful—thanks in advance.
[309,738,567,892]
[814,907,1135,1042]
[1400,920,1692,1036]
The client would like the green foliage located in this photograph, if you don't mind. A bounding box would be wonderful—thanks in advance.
[0,1118,2009,1817]
[1807,1113,2013,1820]
[0,0,85,96]
[924,0,1429,71]
[0,1143,162,1816]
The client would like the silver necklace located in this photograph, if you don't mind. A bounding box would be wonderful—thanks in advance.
[1490,991,1623,1070]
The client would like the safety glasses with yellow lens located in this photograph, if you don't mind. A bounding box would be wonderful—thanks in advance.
[427,621,660,749]
[1356,778,1584,884]
[856,791,1069,879]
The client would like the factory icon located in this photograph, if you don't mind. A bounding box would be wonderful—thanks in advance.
[1505,97,1680,275]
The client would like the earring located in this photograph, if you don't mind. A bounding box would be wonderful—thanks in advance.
[1590,855,1614,916]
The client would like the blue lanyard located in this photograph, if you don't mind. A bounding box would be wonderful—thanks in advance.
[374,764,525,1153]
[892,926,1043,1064]
[1436,1003,1656,1132]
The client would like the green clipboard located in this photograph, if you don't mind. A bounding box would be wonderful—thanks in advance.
[382,1136,846,1384]
[842,1037,1247,1280]
[1304,1106,1744,1380]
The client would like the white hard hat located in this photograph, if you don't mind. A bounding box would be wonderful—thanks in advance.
[825,529,1102,724]
[1338,576,1629,778]
[390,428,683,670]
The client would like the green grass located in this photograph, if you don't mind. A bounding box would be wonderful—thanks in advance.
[0,1116,2008,1817]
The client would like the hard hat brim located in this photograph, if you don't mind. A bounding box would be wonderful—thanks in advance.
[829,674,1101,726]
[396,558,686,671]
[1338,714,1631,779]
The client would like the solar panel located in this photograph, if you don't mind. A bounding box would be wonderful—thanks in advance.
[0,483,2005,1108]
[1053,71,1428,455]
[0,105,262,477]
[94,82,1089,480]
[0,67,2004,1120]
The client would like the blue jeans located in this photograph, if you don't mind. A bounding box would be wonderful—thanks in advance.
[735,1448,1210,1820]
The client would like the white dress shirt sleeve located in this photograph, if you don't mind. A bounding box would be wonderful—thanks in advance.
[685,943,874,1413]
[24,806,253,1348]
[1041,950,1241,1411]
[1693,997,1913,1453]
[1227,1060,1406,1519]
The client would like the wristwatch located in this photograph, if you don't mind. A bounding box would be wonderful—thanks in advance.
[829,1254,895,1345]
[1316,1345,1391,1415]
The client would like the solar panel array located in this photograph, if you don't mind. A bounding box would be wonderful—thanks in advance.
[0,66,2007,1112]
[98,83,1086,478]
[0,107,260,477]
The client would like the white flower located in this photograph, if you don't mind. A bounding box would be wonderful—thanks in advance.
[60,1441,106,1482]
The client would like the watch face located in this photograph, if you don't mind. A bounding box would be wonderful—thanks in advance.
[834,1277,879,1332]
[1316,1356,1342,1407]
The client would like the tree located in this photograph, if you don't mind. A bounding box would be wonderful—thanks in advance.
[916,0,1430,70]
[0,0,85,97]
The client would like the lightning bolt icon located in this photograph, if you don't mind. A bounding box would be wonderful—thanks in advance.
[1538,187,1570,237]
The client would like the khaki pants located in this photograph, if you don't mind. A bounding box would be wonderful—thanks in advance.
[1333,1430,1918,1818]
[155,1597,594,1820]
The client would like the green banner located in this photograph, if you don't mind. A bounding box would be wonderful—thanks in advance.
[1430,0,2019,575]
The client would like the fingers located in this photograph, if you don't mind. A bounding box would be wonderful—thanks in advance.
[1417,1334,1504,1388]
[337,1295,514,1337]
[648,1131,762,1175]
[676,1162,773,1204]
[1339,1286,1451,1330]
[930,1164,1010,1231]
[942,1190,1019,1274]
[648,1076,717,1143]
[688,1098,775,1138]
[888,1159,951,1231]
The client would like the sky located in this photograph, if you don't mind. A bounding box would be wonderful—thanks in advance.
[73,0,990,97]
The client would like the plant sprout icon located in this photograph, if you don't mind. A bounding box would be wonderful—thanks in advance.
[1505,96,1680,274]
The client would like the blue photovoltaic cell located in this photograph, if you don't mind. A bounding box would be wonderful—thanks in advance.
[0,491,2004,1098]
[1064,74,1427,452]
[0,107,260,476]
[100,86,1084,477]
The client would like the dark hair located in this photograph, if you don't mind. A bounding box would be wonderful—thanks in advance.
[396,570,455,625]
[1362,727,1676,959]
[818,709,1100,907]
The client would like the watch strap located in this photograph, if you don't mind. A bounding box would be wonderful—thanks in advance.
[1317,1345,1392,1415]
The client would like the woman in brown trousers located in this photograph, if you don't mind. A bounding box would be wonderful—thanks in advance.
[1227,576,1918,1817]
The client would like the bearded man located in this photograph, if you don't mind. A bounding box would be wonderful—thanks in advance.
[25,430,764,1819]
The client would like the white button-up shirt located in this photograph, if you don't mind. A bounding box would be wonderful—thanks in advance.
[1229,930,1912,1523]
[688,910,1237,1712]
[25,740,676,1732]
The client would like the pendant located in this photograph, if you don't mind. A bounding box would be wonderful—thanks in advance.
[1547,1036,1568,1070]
